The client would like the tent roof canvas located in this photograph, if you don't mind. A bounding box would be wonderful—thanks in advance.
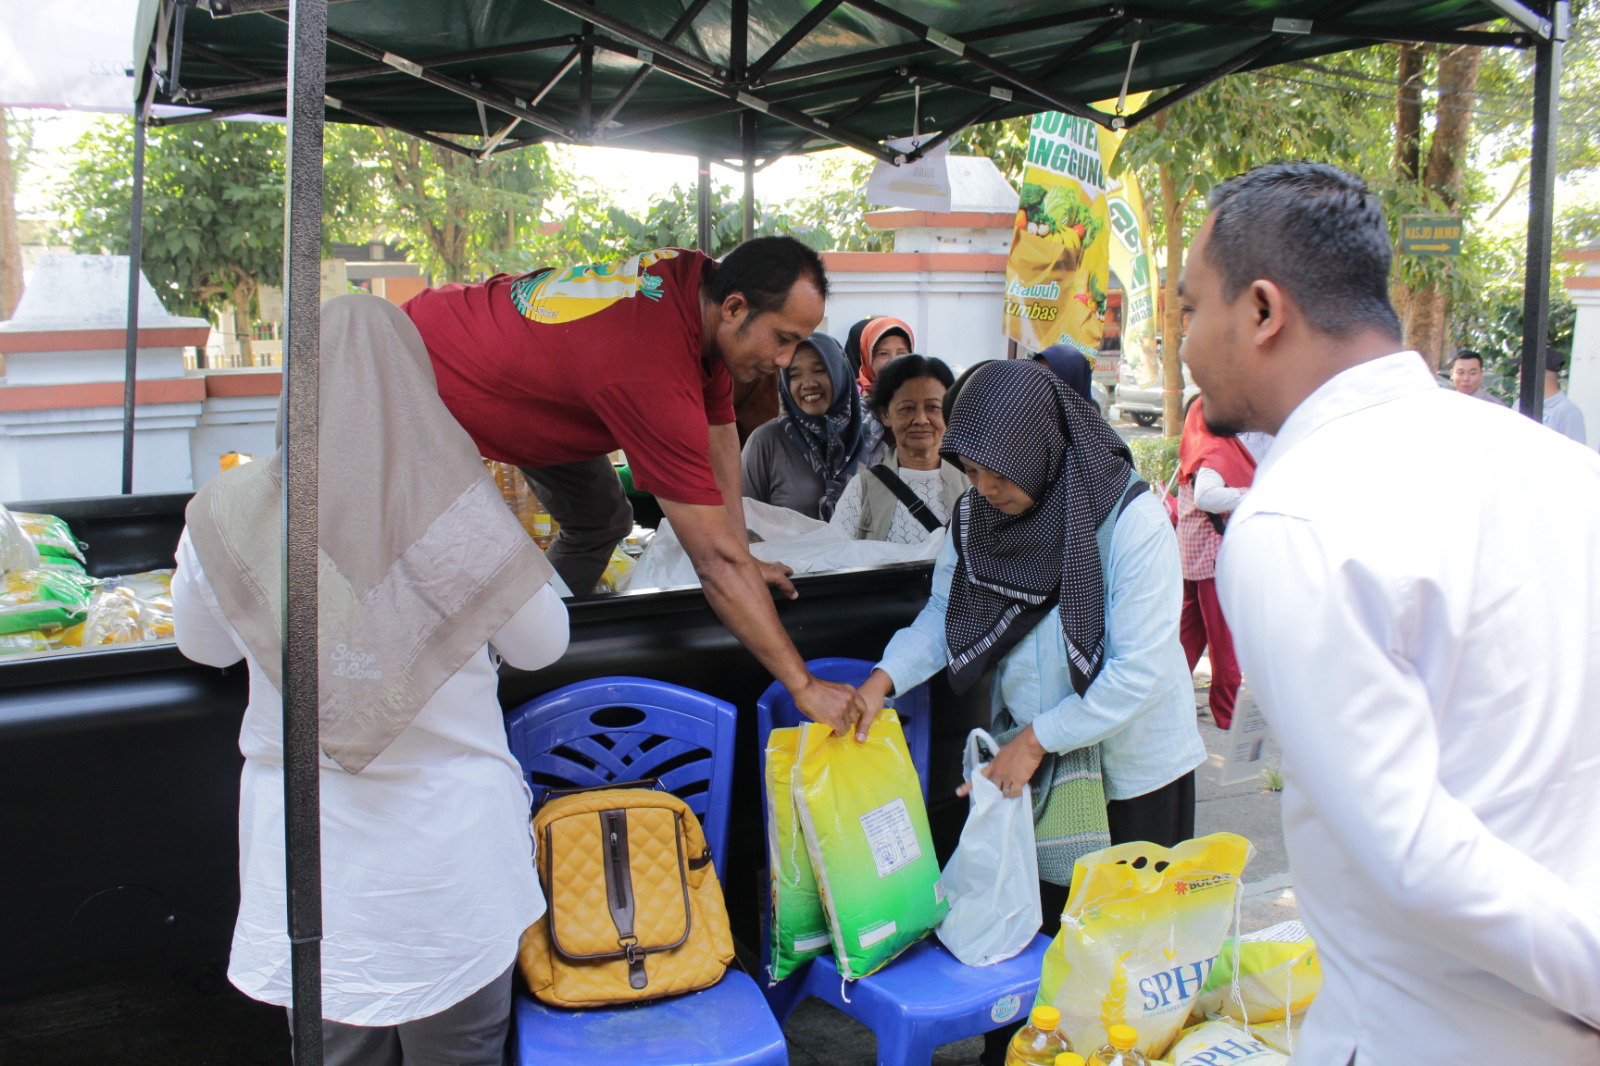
[132,0,1543,162]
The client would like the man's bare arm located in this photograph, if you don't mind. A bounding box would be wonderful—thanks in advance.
[659,496,863,735]
[707,420,796,599]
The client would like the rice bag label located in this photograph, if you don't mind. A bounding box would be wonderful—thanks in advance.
[1167,1019,1288,1066]
[859,798,922,878]
[859,919,897,948]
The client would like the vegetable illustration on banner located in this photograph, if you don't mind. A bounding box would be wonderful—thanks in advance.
[1006,99,1150,358]
[1006,111,1114,354]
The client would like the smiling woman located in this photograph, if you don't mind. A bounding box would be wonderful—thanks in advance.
[830,355,969,544]
[740,333,883,520]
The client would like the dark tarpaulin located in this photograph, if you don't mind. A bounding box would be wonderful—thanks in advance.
[135,0,1539,161]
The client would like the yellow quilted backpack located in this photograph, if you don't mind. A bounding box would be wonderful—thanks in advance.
[517,785,735,1007]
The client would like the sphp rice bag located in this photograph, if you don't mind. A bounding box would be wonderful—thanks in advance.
[1036,833,1249,1058]
[1248,1016,1301,1056]
[1164,1019,1287,1066]
[1187,920,1320,1025]
[793,708,948,979]
[13,512,87,566]
[0,506,41,574]
[81,570,174,645]
[0,568,95,636]
[765,726,831,983]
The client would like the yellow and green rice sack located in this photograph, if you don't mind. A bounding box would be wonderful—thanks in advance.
[793,708,948,979]
[765,726,831,983]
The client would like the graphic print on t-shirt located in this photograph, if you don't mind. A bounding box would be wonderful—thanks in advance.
[509,248,681,325]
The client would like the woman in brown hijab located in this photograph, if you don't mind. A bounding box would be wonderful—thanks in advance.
[174,295,569,1065]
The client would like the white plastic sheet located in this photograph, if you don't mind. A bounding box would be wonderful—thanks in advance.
[626,498,942,593]
[935,728,1042,967]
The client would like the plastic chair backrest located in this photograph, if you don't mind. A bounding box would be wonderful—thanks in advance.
[754,657,931,799]
[504,676,737,874]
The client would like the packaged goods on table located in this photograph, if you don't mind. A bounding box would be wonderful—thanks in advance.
[1187,920,1320,1026]
[1161,1019,1286,1065]
[793,708,948,979]
[1036,833,1250,1059]
[80,570,175,646]
[596,545,636,593]
[0,507,42,574]
[13,512,88,570]
[764,726,831,983]
[0,567,96,637]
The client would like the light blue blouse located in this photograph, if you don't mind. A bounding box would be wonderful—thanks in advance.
[875,493,1206,801]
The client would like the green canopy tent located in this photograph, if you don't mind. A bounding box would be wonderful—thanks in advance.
[128,1,1569,1061]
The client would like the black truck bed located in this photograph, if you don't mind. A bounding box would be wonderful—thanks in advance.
[0,493,981,1000]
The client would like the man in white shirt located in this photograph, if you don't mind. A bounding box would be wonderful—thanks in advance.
[1448,348,1506,405]
[1536,346,1589,444]
[1179,161,1600,1064]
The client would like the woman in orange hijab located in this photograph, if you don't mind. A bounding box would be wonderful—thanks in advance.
[855,317,914,393]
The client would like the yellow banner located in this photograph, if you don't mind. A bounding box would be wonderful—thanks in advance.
[1005,98,1150,359]
[1107,170,1161,389]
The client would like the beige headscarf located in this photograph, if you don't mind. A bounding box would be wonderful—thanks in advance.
[185,295,555,774]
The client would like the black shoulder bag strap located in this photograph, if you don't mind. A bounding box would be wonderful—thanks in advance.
[869,464,945,533]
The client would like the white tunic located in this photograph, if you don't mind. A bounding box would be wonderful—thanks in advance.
[1216,352,1600,1064]
[172,531,569,1026]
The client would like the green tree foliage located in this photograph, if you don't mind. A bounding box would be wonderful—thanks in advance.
[55,118,302,359]
[324,126,566,284]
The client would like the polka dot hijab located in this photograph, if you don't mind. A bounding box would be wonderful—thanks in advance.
[938,359,1134,695]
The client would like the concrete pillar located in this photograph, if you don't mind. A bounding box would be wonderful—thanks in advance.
[1564,242,1600,450]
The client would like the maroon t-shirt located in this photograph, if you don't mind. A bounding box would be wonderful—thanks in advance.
[403,248,734,506]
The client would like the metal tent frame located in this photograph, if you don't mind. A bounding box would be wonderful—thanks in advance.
[125,1,1570,1061]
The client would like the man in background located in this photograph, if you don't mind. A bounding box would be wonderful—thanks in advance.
[1449,348,1505,404]
[1180,161,1600,1061]
[1537,346,1588,444]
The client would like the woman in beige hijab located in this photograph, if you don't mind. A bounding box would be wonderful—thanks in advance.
[173,295,568,1065]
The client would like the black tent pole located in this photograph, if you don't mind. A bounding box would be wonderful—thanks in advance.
[742,113,756,242]
[121,83,154,496]
[697,155,713,252]
[282,0,327,1062]
[1517,1,1566,421]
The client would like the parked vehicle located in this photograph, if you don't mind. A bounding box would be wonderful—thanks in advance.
[1114,357,1199,427]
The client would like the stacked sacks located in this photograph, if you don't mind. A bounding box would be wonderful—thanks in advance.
[765,708,948,981]
[0,504,175,656]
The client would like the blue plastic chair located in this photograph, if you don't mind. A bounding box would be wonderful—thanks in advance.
[756,658,1051,1066]
[504,677,788,1066]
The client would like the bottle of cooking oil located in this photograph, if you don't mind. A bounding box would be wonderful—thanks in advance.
[1086,1024,1150,1066]
[1004,1005,1071,1065]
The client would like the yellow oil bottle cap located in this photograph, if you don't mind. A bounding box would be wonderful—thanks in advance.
[1030,1005,1061,1031]
[1108,1024,1138,1050]
[1055,1055,1087,1066]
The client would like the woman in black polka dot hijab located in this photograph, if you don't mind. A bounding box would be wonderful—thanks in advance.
[938,358,1136,695]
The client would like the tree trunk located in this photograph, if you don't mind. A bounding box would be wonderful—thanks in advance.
[230,276,256,366]
[1394,45,1424,181]
[1404,45,1482,369]
[0,110,24,321]
[1423,46,1482,198]
[1157,153,1187,437]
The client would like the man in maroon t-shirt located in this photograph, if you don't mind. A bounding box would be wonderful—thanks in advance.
[401,236,866,736]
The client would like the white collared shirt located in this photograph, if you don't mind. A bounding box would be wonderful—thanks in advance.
[172,531,569,1026]
[1216,352,1600,1064]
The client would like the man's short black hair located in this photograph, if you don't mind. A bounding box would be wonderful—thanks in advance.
[1546,346,1568,375]
[1205,162,1401,341]
[707,236,829,317]
[868,354,955,418]
[1453,349,1484,368]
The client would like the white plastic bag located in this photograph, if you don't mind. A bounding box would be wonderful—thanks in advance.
[628,498,943,593]
[935,728,1042,966]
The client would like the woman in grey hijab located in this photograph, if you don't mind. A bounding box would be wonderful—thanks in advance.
[173,295,568,1065]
